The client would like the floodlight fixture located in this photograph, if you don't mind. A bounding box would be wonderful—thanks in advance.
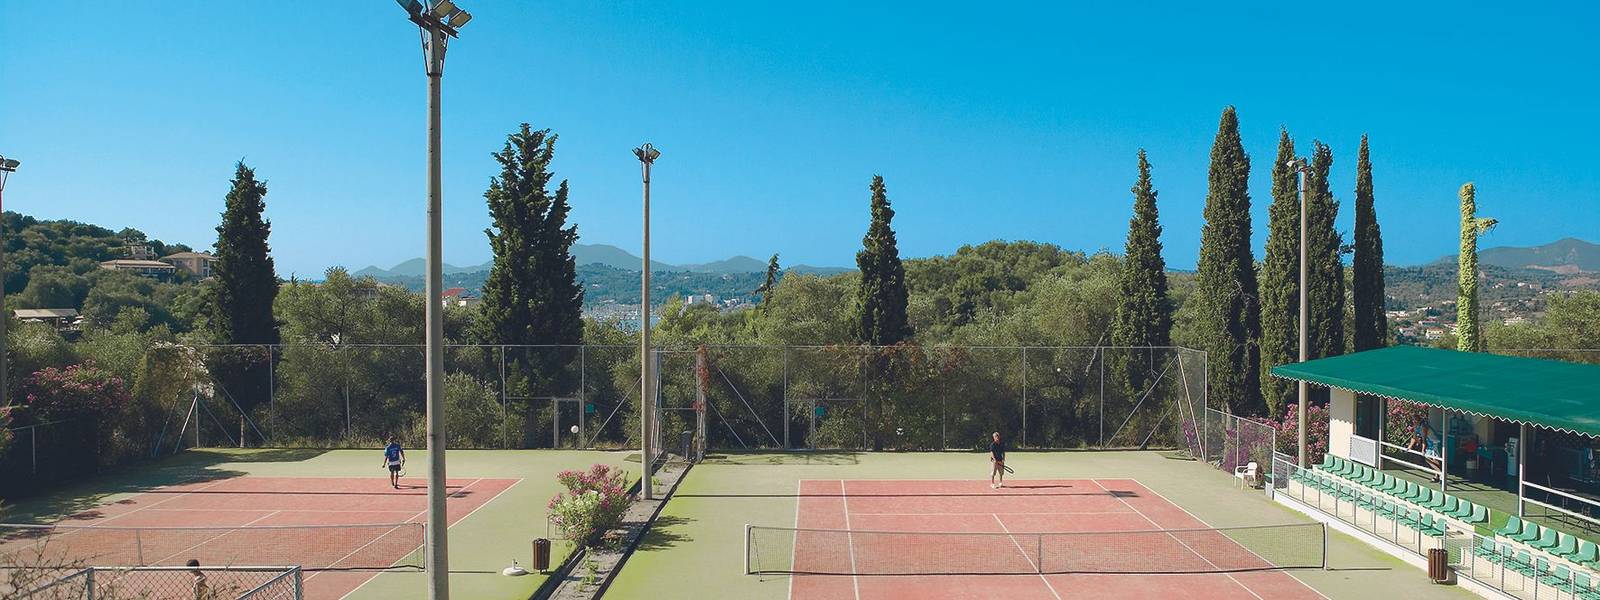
[447,10,472,28]
[431,0,458,19]
[0,158,17,172]
[396,0,423,15]
[634,144,661,163]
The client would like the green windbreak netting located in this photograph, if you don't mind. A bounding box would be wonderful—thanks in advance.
[1270,346,1600,438]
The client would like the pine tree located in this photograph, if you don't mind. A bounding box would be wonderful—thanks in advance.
[210,161,281,414]
[1258,130,1299,417]
[477,124,585,387]
[757,253,781,305]
[1112,150,1173,396]
[1194,107,1262,415]
[1305,142,1345,360]
[1351,135,1387,351]
[853,175,912,346]
[1457,183,1497,352]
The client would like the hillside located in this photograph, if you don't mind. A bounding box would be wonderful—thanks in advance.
[367,264,770,307]
[1433,237,1600,274]
[355,244,852,279]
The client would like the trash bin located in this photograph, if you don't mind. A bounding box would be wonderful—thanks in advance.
[533,538,551,572]
[1427,547,1450,583]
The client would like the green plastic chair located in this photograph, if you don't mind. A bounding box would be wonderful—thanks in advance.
[1573,539,1599,565]
[1475,536,1503,563]
[1320,454,1336,470]
[1436,496,1459,515]
[1360,467,1384,487]
[1543,563,1572,587]
[1496,515,1524,537]
[1449,499,1474,519]
[1466,504,1489,525]
[1380,474,1403,495]
[1512,521,1544,544]
[1554,532,1579,558]
[1532,527,1561,551]
[1420,513,1446,537]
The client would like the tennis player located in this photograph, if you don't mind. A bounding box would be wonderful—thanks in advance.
[990,431,1006,489]
[382,437,406,489]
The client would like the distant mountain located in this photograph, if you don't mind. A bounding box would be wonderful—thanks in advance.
[355,243,852,278]
[1432,238,1600,273]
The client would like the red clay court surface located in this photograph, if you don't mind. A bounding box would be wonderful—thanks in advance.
[2,476,518,600]
[787,478,1326,600]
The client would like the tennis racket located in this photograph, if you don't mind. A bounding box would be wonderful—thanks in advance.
[1002,464,1015,475]
[398,461,407,478]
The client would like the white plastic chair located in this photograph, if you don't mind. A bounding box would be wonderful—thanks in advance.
[1235,461,1260,488]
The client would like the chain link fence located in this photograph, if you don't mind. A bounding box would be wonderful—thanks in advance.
[124,344,1205,453]
[21,566,300,600]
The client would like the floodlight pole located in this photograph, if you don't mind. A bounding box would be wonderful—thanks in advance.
[395,3,471,598]
[635,143,660,500]
[0,156,16,408]
[1291,158,1310,469]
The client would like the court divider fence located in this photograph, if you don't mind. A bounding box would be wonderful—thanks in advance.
[20,565,301,600]
[1199,407,1279,484]
[108,344,1205,454]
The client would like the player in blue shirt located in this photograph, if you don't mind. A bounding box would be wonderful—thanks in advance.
[382,437,405,489]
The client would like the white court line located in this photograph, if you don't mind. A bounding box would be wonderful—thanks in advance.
[310,477,483,588]
[786,478,800,600]
[1091,479,1265,600]
[992,514,1063,600]
[152,510,282,566]
[338,477,523,599]
[1126,479,1331,600]
[840,480,861,600]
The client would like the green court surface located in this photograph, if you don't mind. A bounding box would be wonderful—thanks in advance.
[607,451,1477,600]
[0,448,633,600]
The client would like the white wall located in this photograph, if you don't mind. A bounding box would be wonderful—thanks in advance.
[1329,388,1356,459]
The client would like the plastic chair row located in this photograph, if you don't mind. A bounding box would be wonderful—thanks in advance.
[1476,537,1600,599]
[1315,455,1489,526]
[1496,515,1600,568]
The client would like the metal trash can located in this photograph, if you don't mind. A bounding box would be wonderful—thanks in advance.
[533,538,551,572]
[1427,547,1450,583]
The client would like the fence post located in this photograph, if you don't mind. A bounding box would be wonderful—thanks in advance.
[1021,347,1027,448]
[580,345,587,449]
[781,347,789,450]
[499,346,508,450]
[86,568,95,600]
[1098,347,1105,448]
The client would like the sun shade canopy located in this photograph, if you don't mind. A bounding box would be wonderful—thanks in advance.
[1270,346,1600,438]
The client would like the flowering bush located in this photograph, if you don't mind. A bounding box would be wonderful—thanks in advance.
[1220,419,1277,473]
[1271,402,1331,466]
[0,405,13,460]
[22,363,132,424]
[1385,400,1429,446]
[547,464,631,548]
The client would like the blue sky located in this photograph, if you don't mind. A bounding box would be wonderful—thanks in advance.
[3,1,1596,277]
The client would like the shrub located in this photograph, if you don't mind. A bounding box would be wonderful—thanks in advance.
[546,464,630,548]
[1271,401,1331,466]
[20,363,134,469]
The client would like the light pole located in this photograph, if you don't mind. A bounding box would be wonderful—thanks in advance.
[1287,157,1309,468]
[393,2,471,598]
[0,156,18,408]
[634,143,660,500]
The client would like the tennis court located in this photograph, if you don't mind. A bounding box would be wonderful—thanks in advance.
[1,474,516,599]
[747,478,1324,599]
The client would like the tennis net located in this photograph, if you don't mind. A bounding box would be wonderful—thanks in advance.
[0,522,424,571]
[745,522,1326,575]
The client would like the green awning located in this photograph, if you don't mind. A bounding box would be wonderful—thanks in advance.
[1270,346,1600,438]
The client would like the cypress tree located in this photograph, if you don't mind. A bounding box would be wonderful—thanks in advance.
[757,253,781,305]
[477,124,585,387]
[1258,130,1299,417]
[853,175,912,346]
[1112,150,1173,396]
[1195,107,1262,416]
[1456,183,1497,352]
[210,161,281,414]
[1305,142,1345,360]
[1351,135,1387,351]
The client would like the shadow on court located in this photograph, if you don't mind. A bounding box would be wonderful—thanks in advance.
[675,489,1137,498]
[0,448,331,523]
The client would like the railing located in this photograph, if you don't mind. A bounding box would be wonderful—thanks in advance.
[1203,408,1278,485]
[1274,457,1600,600]
[1522,480,1600,530]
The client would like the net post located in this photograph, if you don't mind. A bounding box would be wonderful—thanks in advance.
[1321,522,1328,570]
[743,524,752,575]
[136,529,145,565]
[294,566,304,598]
[1035,533,1043,574]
